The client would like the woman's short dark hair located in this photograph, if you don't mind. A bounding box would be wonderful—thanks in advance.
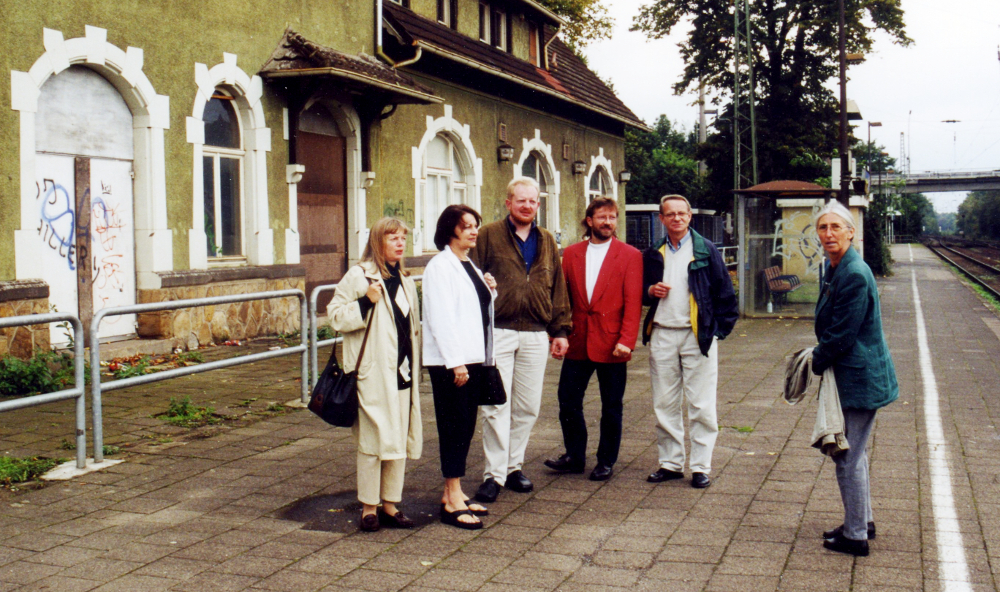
[434,204,482,250]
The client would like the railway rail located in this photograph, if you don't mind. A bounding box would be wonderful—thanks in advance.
[923,238,1000,302]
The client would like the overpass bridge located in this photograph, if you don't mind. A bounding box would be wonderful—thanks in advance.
[878,170,1000,193]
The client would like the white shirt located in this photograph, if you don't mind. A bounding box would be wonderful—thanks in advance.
[653,236,693,328]
[585,240,611,303]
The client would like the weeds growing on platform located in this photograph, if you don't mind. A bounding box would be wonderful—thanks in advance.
[0,456,63,486]
[158,396,220,428]
[0,350,79,397]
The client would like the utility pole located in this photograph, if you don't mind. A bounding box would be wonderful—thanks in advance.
[733,0,758,191]
[837,0,849,206]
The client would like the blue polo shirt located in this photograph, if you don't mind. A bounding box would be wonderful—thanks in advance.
[507,217,539,273]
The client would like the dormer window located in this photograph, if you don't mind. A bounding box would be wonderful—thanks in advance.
[437,0,456,28]
[479,2,508,50]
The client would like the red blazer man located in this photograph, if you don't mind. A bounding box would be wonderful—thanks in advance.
[544,198,643,481]
[563,237,643,362]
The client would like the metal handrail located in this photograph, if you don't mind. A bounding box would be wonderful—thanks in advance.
[89,289,308,463]
[0,313,86,468]
[308,275,423,391]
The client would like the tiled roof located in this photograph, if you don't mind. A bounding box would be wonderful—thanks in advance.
[383,3,647,130]
[259,28,441,104]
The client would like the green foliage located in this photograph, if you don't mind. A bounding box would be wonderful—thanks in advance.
[102,445,122,456]
[625,115,708,207]
[535,0,614,49]
[863,190,894,276]
[897,193,936,237]
[957,190,1000,240]
[937,212,956,235]
[0,456,62,485]
[317,325,336,341]
[179,351,204,364]
[112,357,151,379]
[0,350,78,398]
[159,396,220,428]
[852,140,896,176]
[632,0,909,195]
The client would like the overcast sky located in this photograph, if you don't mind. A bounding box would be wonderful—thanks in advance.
[584,0,1000,213]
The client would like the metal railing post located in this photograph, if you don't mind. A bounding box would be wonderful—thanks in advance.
[72,316,86,469]
[299,293,308,404]
[90,310,106,464]
[0,313,87,469]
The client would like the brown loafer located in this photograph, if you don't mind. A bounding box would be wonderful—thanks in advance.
[359,511,380,532]
[378,508,414,529]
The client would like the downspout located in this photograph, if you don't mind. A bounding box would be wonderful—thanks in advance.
[543,24,560,70]
[375,0,423,68]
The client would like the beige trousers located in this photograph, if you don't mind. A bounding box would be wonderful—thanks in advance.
[357,452,406,506]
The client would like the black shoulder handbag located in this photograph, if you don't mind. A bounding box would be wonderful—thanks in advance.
[309,280,376,427]
[475,364,507,406]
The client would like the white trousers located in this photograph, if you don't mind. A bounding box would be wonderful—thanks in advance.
[356,452,405,506]
[481,328,549,484]
[649,327,719,474]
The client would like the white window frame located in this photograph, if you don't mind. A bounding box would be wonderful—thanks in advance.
[411,105,484,255]
[438,0,451,25]
[187,53,273,270]
[492,7,507,49]
[585,148,619,201]
[421,135,469,253]
[202,90,247,261]
[479,2,491,43]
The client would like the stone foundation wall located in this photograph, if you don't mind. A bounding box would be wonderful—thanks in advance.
[137,266,306,350]
[0,280,51,358]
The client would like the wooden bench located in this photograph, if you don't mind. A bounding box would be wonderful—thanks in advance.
[764,266,802,305]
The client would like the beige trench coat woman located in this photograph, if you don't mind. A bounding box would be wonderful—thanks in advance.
[327,261,422,461]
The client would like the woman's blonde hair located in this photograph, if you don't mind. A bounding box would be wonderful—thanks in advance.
[362,217,410,278]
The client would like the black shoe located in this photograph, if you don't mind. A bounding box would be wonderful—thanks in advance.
[691,472,711,489]
[823,533,869,556]
[359,511,380,532]
[647,468,685,483]
[544,453,585,474]
[504,470,534,493]
[588,464,614,481]
[474,478,500,503]
[823,522,876,540]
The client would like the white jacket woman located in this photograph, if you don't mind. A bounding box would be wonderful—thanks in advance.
[423,245,495,368]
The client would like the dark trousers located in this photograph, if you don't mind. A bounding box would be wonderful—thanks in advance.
[557,357,627,466]
[429,365,481,479]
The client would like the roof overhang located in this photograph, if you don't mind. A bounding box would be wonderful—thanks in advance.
[259,28,442,106]
[416,41,651,131]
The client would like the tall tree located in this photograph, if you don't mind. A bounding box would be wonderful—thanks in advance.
[625,115,707,207]
[632,0,910,194]
[957,190,1000,240]
[536,0,614,49]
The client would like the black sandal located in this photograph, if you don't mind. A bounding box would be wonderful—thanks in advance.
[443,502,488,517]
[440,506,483,530]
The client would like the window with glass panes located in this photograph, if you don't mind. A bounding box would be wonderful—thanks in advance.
[202,89,243,258]
[422,134,468,252]
[520,152,549,229]
[587,166,612,201]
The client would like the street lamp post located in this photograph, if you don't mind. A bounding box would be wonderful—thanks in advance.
[838,0,849,206]
[867,121,882,188]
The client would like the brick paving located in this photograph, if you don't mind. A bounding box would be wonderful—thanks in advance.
[1,243,999,591]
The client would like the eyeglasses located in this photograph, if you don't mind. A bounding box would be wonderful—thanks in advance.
[660,212,690,220]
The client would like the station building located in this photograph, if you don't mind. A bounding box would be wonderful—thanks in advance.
[0,0,646,353]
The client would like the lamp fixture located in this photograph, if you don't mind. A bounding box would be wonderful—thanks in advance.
[572,160,587,175]
[497,143,514,163]
[618,170,631,183]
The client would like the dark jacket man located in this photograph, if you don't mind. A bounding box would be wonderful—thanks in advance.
[641,229,738,354]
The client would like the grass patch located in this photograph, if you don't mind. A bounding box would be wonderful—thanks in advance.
[944,262,1000,313]
[722,425,755,433]
[266,402,284,412]
[0,456,63,486]
[0,350,80,398]
[102,445,122,456]
[157,396,220,428]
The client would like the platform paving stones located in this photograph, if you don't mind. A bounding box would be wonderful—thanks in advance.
[2,245,1000,589]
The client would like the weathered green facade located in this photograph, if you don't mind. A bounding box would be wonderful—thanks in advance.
[0,0,644,347]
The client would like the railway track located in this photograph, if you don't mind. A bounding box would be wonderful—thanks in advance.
[924,239,1000,302]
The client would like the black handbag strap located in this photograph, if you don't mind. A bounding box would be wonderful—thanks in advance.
[353,277,377,373]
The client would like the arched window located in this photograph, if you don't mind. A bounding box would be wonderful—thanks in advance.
[421,134,468,252]
[521,152,549,229]
[588,166,613,200]
[202,89,244,258]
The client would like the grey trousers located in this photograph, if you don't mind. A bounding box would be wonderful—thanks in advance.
[833,408,877,540]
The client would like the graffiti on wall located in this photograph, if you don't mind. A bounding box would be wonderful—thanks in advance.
[37,179,77,270]
[771,210,824,276]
